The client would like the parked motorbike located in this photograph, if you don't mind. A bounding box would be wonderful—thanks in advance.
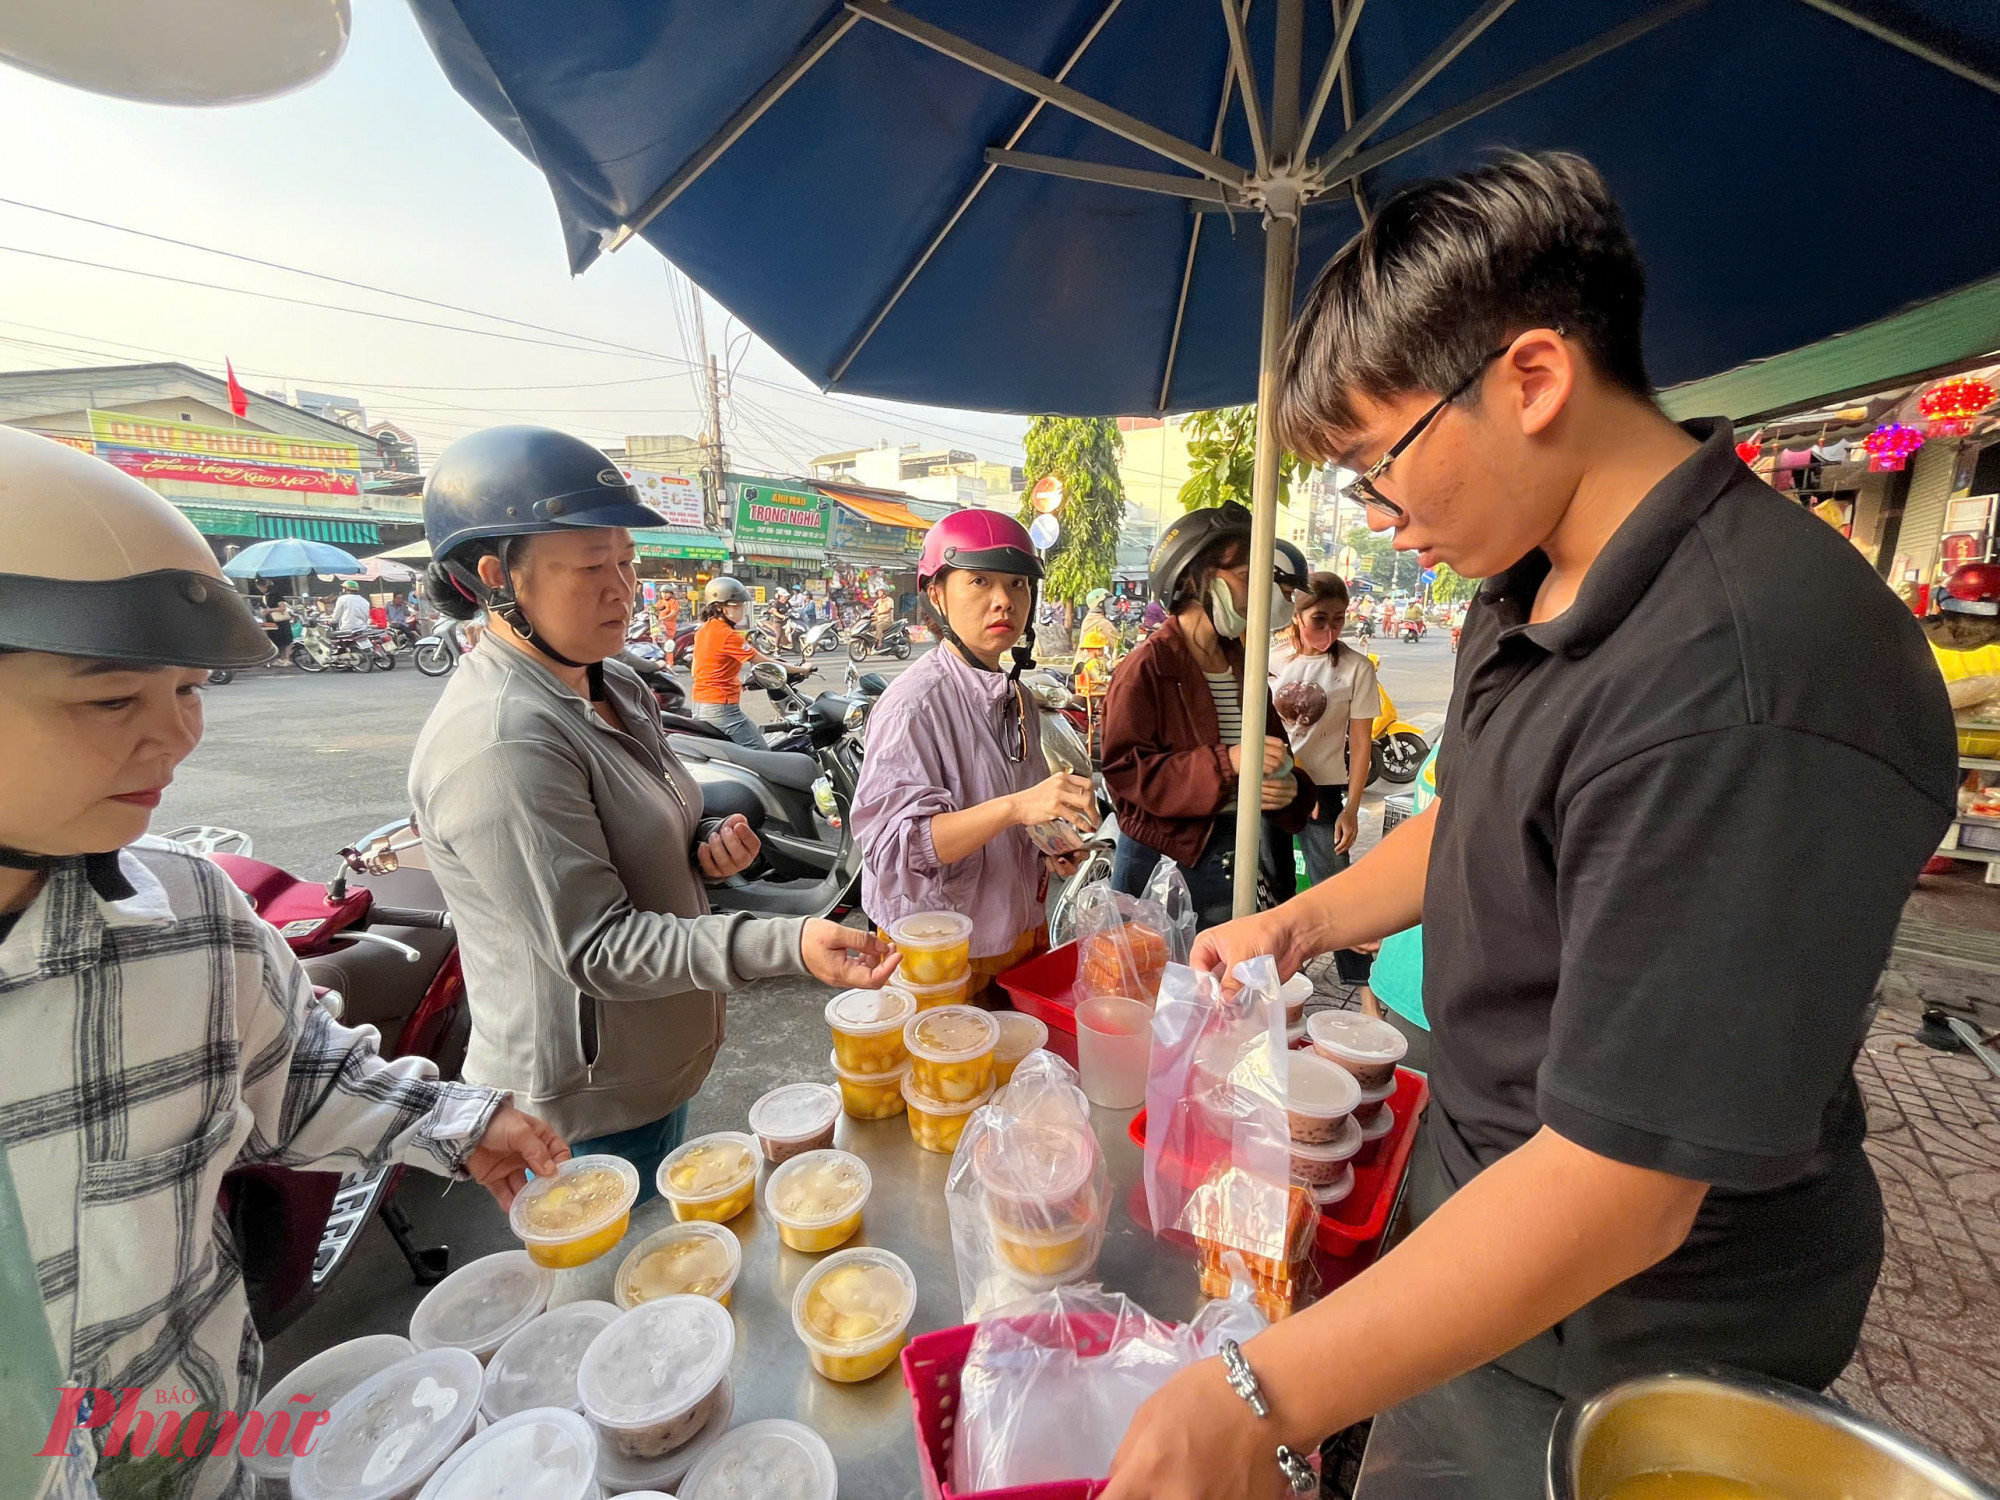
[799,618,845,658]
[414,619,471,677]
[1365,652,1429,784]
[291,618,395,673]
[847,617,913,662]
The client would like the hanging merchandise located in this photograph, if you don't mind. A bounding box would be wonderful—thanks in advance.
[1863,423,1924,472]
[1919,376,1997,439]
[1812,440,1853,464]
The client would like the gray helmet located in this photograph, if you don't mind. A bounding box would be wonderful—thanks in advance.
[702,576,751,607]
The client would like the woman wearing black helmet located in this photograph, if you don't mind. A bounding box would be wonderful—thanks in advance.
[407,426,897,1195]
[1100,503,1314,929]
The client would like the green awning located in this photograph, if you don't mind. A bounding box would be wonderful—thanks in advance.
[254,514,381,545]
[1660,273,2000,426]
[174,505,260,536]
[736,543,826,563]
[635,529,730,560]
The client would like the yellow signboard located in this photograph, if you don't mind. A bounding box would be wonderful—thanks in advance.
[87,409,361,468]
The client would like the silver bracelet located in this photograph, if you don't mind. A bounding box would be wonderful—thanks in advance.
[1218,1339,1318,1494]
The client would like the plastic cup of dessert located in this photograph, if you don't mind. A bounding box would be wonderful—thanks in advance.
[765,1148,872,1253]
[894,972,973,1010]
[291,1347,484,1500]
[614,1219,742,1310]
[576,1294,734,1465]
[680,1418,838,1500]
[991,1011,1049,1085]
[791,1246,918,1383]
[830,1051,911,1120]
[1308,1164,1357,1209]
[657,1131,760,1223]
[240,1334,415,1496]
[1281,973,1314,1029]
[1306,1009,1408,1090]
[1075,994,1152,1110]
[749,1081,842,1165]
[413,1406,598,1500]
[1289,1115,1364,1187]
[824,986,914,1074]
[990,1218,1104,1279]
[595,1376,733,1497]
[973,1118,1098,1234]
[1354,1074,1397,1130]
[508,1153,640,1270]
[479,1299,621,1424]
[904,1004,999,1102]
[1284,1050,1363,1144]
[888,910,975,985]
[408,1250,554,1365]
[902,1074,993,1154]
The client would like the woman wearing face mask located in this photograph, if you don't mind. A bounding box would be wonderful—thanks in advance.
[852,511,1095,994]
[1100,504,1313,929]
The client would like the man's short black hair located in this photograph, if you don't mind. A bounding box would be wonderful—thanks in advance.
[1275,151,1652,464]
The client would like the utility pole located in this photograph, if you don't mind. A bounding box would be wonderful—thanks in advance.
[687,286,729,532]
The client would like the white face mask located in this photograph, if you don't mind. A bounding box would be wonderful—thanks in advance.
[1207,576,1293,638]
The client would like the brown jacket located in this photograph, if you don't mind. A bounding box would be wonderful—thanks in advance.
[1101,616,1312,867]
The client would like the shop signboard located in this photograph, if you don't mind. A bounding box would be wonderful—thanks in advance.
[87,410,362,469]
[830,509,924,559]
[733,480,830,549]
[1940,531,1986,571]
[98,446,362,497]
[622,467,704,530]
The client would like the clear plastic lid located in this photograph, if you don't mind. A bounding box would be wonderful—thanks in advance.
[614,1220,743,1309]
[409,1251,554,1359]
[577,1294,735,1432]
[823,986,914,1035]
[1360,1101,1397,1140]
[1284,1051,1363,1118]
[828,1048,912,1086]
[992,1010,1048,1063]
[901,1072,993,1117]
[765,1149,870,1228]
[888,910,973,950]
[680,1418,838,1500]
[905,1004,998,1062]
[508,1154,640,1251]
[1306,1009,1409,1064]
[596,1376,734,1495]
[1289,1115,1364,1164]
[294,1347,484,1500]
[791,1247,917,1357]
[480,1300,621,1422]
[748,1082,841,1145]
[657,1132,759,1206]
[890,973,970,1001]
[414,1406,598,1500]
[972,1119,1096,1203]
[1309,1165,1357,1207]
[1356,1075,1398,1106]
[242,1334,416,1480]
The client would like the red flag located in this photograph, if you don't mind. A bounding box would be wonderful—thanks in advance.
[225,360,248,418]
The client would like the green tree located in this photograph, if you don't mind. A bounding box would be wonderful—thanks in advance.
[1017,416,1127,607]
[1428,564,1479,605]
[1175,406,1301,512]
[1341,524,1419,594]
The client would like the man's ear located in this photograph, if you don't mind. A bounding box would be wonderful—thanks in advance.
[1500,328,1574,438]
[475,551,508,592]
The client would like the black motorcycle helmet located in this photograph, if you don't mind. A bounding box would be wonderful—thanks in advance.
[420,425,669,667]
[1148,501,1309,610]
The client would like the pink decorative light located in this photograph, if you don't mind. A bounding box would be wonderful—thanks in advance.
[1863,423,1924,472]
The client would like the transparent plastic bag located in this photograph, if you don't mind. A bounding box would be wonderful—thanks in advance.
[1143,957,1316,1322]
[1071,880,1173,1007]
[949,1272,1269,1493]
[946,1052,1110,1319]
[1140,856,1196,968]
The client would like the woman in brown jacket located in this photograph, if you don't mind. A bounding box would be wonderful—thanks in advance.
[1101,503,1314,928]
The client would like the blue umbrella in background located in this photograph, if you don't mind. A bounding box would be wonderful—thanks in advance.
[406,0,2000,908]
[220,537,365,580]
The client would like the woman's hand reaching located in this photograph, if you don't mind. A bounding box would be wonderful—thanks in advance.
[1011,771,1097,832]
[801,920,902,988]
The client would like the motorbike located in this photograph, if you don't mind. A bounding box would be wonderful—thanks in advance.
[799,618,845,658]
[291,618,396,673]
[1354,615,1376,645]
[848,617,913,662]
[414,619,472,677]
[1399,617,1427,644]
[1365,652,1429,784]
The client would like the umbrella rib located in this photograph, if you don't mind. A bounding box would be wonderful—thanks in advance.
[828,0,1130,386]
[1792,0,2000,96]
[847,0,1248,187]
[1314,0,1708,191]
[985,150,1248,204]
[1312,0,1518,169]
[1298,0,1367,163]
[1219,0,1271,176]
[604,10,860,254]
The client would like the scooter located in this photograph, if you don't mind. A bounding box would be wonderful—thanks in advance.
[414,618,472,677]
[848,617,912,662]
[291,618,396,673]
[1399,617,1427,644]
[1365,653,1429,784]
[799,618,845,658]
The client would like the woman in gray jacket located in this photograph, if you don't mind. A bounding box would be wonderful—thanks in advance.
[407,427,897,1197]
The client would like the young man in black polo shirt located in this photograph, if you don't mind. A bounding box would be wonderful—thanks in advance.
[1100,152,1956,1500]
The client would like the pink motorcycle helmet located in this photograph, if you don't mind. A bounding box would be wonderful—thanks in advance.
[917,509,1044,588]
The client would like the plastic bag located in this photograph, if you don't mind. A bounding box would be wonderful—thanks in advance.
[946,1050,1110,1319]
[1071,880,1174,1007]
[1140,856,1196,969]
[950,1272,1269,1493]
[1142,957,1316,1322]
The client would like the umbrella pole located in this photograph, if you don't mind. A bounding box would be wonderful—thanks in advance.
[1232,209,1299,918]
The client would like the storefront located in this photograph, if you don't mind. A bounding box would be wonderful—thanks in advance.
[729,475,831,593]
[821,486,931,617]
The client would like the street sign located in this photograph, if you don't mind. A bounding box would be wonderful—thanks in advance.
[1029,513,1060,550]
[1029,474,1064,514]
[1419,568,1437,585]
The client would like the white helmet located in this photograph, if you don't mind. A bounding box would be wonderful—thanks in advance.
[0,426,272,667]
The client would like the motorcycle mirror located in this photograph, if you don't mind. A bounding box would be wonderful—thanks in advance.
[749,661,789,691]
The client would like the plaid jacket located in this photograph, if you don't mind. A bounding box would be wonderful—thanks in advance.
[0,842,504,1500]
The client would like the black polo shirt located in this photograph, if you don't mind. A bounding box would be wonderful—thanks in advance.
[1425,417,1956,1394]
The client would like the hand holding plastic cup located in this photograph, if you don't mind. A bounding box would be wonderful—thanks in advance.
[1074,995,1152,1109]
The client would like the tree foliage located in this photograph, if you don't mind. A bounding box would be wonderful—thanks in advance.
[1017,416,1127,606]
[1341,524,1421,595]
[1427,564,1479,605]
[1175,406,1300,512]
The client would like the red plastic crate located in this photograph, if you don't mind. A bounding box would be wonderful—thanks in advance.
[994,942,1080,1066]
[1129,1065,1428,1260]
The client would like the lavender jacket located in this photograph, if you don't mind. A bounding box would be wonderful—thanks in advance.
[852,645,1049,958]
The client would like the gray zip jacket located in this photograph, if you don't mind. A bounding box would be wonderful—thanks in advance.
[408,638,807,1142]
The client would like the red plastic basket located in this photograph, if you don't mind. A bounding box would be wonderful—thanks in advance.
[994,942,1081,1066]
[1129,1064,1428,1260]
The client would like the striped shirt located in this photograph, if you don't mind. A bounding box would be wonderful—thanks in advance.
[1205,670,1242,813]
[0,841,504,1500]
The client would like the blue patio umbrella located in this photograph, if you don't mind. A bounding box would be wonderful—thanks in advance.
[221,537,365,580]
[407,0,2000,907]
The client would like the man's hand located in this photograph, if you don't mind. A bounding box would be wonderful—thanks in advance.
[1190,903,1320,982]
[802,919,901,988]
[696,814,761,880]
[466,1102,569,1212]
[1260,775,1299,811]
[1102,1356,1289,1500]
[1332,802,1360,855]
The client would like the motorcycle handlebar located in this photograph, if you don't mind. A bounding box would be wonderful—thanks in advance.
[368,904,453,930]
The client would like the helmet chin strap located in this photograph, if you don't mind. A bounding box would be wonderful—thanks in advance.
[0,845,61,872]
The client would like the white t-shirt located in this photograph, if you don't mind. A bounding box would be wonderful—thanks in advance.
[1268,636,1380,785]
[329,593,371,633]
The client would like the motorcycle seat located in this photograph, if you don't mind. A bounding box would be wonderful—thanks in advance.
[668,734,822,792]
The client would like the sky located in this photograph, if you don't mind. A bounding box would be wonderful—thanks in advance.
[0,0,1031,474]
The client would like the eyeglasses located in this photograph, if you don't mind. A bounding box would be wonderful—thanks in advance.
[1345,344,1516,523]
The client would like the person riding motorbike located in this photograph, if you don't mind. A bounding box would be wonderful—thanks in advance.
[0,427,567,1500]
[407,426,896,1194]
[329,576,372,634]
[692,575,782,749]
[852,511,1094,995]
[1100,502,1313,929]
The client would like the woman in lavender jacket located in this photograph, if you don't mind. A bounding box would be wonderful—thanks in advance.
[852,512,1097,995]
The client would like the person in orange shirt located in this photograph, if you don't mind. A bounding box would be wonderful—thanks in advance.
[691,576,775,747]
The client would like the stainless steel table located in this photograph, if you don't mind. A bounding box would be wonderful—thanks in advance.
[542,1094,1202,1500]
[1350,1365,1560,1500]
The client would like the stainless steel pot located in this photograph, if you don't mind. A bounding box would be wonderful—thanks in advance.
[1548,1369,1999,1500]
